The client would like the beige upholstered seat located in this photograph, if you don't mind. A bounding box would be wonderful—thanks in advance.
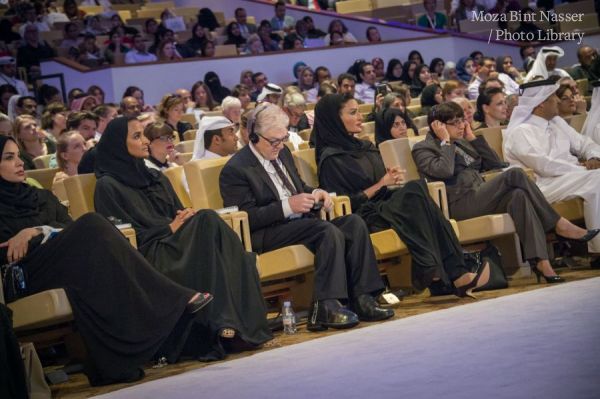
[175,140,195,153]
[361,121,375,135]
[25,168,58,190]
[33,154,53,169]
[412,115,428,129]
[163,165,192,208]
[183,129,197,141]
[180,114,198,128]
[565,113,587,133]
[379,136,525,275]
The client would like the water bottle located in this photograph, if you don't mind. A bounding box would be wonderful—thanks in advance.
[282,301,297,334]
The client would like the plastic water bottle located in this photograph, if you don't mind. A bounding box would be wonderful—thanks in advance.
[282,301,297,334]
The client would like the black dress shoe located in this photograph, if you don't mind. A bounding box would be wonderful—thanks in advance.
[307,299,359,332]
[353,294,394,322]
[557,229,600,243]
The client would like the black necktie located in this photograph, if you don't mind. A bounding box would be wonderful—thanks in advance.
[270,160,297,195]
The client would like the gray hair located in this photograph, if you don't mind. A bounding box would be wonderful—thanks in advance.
[283,92,306,108]
[250,103,289,135]
[221,96,242,111]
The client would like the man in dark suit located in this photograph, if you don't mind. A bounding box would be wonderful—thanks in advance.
[219,104,393,331]
[234,7,257,38]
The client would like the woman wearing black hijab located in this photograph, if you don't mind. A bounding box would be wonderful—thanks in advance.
[375,107,416,145]
[314,94,490,297]
[419,83,443,117]
[0,135,212,386]
[94,116,272,355]
[204,71,231,104]
[409,64,431,98]
[399,60,417,86]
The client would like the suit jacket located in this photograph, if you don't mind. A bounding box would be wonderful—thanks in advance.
[411,133,506,204]
[220,145,314,251]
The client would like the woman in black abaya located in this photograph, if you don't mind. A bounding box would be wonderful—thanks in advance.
[314,94,489,297]
[0,135,211,386]
[93,116,272,354]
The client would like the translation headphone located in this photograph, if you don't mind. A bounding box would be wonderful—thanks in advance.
[248,103,269,144]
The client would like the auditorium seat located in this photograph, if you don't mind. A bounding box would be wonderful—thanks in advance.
[559,13,598,33]
[564,113,587,133]
[412,115,428,129]
[576,79,589,97]
[180,114,198,127]
[183,129,197,141]
[179,152,193,163]
[163,165,192,208]
[379,136,527,276]
[175,139,195,153]
[476,127,585,223]
[33,154,52,169]
[299,128,312,141]
[25,168,58,190]
[361,121,375,135]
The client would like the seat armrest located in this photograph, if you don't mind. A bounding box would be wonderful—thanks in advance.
[426,181,450,219]
[118,227,137,248]
[218,210,253,252]
[331,195,352,218]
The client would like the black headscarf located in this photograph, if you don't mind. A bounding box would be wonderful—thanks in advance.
[400,60,417,86]
[0,136,39,217]
[496,55,509,74]
[410,64,429,97]
[313,94,372,163]
[95,116,159,189]
[375,108,414,145]
[420,84,441,107]
[204,71,231,104]
[384,58,403,82]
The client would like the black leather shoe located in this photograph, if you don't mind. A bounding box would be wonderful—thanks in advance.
[557,229,600,243]
[353,294,394,322]
[307,299,359,332]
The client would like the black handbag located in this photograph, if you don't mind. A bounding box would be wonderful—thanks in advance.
[1,263,28,303]
[464,244,508,292]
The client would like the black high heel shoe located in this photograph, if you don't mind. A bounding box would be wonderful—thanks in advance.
[455,262,491,299]
[531,266,565,284]
[556,229,600,243]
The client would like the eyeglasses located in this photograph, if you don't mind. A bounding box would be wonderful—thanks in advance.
[445,118,465,127]
[257,132,289,147]
[157,135,176,142]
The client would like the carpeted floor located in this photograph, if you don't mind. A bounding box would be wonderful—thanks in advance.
[90,275,600,399]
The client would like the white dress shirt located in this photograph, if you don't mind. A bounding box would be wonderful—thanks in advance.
[354,82,375,104]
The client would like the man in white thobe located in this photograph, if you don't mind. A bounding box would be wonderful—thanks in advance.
[504,78,600,263]
[581,80,600,145]
[192,116,238,160]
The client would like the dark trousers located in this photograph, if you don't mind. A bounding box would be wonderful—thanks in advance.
[450,168,561,260]
[256,214,384,301]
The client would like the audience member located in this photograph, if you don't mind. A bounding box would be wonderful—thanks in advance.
[410,64,433,97]
[232,84,252,110]
[495,55,521,94]
[125,34,158,64]
[257,83,283,104]
[251,72,268,101]
[120,96,141,117]
[282,92,309,148]
[375,107,414,143]
[0,85,17,115]
[429,57,445,79]
[158,94,193,141]
[192,116,237,160]
[93,104,118,140]
[235,7,257,38]
[200,40,216,57]
[315,94,486,297]
[315,66,332,85]
[366,26,381,42]
[14,115,55,170]
[185,23,209,57]
[143,121,182,170]
[0,56,29,96]
[524,46,570,82]
[191,81,218,110]
[41,102,68,141]
[338,73,357,97]
[569,45,598,85]
[197,8,220,31]
[220,103,394,329]
[504,78,600,266]
[303,16,326,38]
[456,57,475,84]
[156,40,183,62]
[16,24,56,80]
[454,0,486,22]
[95,116,272,353]
[221,96,242,125]
[417,0,448,29]
[123,86,153,112]
[452,96,476,128]
[474,87,507,128]
[324,19,357,44]
[257,23,281,52]
[0,135,215,386]
[372,57,385,81]
[16,96,38,118]
[224,22,247,48]
[67,111,98,146]
[419,84,443,116]
[243,33,265,55]
[70,95,98,112]
[0,113,12,136]
[400,61,417,85]
[270,1,295,32]
[408,50,425,65]
[59,22,82,50]
[442,80,465,101]
[556,83,578,119]
[442,61,458,80]
[414,101,595,282]
[52,130,86,189]
[355,62,377,103]
[205,71,231,104]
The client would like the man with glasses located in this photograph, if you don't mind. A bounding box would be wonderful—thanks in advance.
[220,103,393,332]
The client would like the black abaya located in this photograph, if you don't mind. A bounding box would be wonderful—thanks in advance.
[94,174,272,350]
[0,192,196,386]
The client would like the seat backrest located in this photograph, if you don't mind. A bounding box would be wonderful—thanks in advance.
[292,148,318,188]
[179,152,193,163]
[63,174,97,219]
[214,44,238,57]
[33,154,52,169]
[180,114,198,127]
[183,129,197,141]
[475,127,504,161]
[361,121,375,135]
[25,168,58,190]
[575,79,589,96]
[163,166,192,208]
[358,103,373,114]
[184,157,230,210]
[568,113,587,133]
[175,140,195,153]
[299,128,312,141]
[379,136,425,181]
[412,115,428,129]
